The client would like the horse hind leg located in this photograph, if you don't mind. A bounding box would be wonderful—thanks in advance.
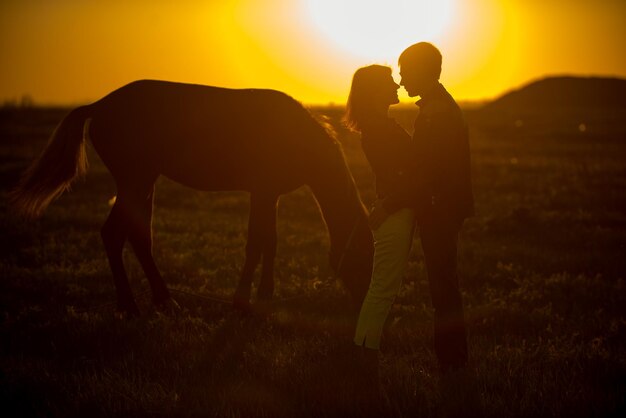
[122,185,174,311]
[102,182,173,316]
[101,198,139,316]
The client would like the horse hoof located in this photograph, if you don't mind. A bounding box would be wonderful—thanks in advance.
[233,296,252,313]
[155,297,181,316]
[115,304,140,319]
[256,289,274,301]
[252,299,275,316]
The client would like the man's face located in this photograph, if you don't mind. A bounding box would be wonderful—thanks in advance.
[399,62,433,97]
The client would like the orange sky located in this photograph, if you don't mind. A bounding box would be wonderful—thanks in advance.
[1,0,625,105]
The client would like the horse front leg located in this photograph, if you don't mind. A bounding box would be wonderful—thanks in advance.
[233,240,262,311]
[233,193,278,311]
[257,197,278,301]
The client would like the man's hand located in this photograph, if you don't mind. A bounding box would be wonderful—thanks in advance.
[368,199,390,230]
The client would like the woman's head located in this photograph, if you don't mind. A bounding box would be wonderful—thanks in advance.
[344,65,399,132]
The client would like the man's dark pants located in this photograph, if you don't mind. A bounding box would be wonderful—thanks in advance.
[419,215,468,371]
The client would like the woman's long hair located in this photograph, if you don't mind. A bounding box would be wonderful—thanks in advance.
[343,64,392,133]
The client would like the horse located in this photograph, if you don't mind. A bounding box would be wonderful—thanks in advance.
[10,80,374,316]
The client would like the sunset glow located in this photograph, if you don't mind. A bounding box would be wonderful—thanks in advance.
[0,0,624,105]
[305,0,455,60]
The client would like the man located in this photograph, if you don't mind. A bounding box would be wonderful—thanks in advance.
[370,42,474,372]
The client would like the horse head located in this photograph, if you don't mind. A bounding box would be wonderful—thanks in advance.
[329,206,374,310]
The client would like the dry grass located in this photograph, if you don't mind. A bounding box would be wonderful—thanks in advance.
[0,105,624,417]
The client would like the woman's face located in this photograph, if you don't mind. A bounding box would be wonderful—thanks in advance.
[374,73,400,107]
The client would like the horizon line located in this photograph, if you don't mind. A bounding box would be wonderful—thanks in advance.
[3,73,624,109]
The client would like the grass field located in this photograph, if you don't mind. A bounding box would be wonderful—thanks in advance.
[0,104,625,417]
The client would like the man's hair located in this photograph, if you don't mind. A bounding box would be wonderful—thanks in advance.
[398,42,442,80]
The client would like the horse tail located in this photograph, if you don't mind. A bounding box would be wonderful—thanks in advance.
[9,105,92,218]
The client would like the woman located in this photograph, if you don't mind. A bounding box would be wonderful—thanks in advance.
[345,65,415,353]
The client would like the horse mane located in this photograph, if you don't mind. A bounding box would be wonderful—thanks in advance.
[307,110,338,144]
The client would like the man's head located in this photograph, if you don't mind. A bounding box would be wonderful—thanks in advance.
[398,42,442,97]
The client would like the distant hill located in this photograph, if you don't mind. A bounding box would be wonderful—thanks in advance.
[481,76,626,112]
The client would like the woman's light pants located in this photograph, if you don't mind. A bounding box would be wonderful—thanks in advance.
[354,208,415,349]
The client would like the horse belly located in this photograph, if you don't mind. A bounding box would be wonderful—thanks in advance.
[161,153,249,191]
[159,142,307,193]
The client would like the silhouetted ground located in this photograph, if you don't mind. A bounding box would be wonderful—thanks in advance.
[482,76,626,112]
[0,103,624,417]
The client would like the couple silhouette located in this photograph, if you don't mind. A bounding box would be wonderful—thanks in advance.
[346,42,473,374]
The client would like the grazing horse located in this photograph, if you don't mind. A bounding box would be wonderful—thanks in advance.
[10,80,374,315]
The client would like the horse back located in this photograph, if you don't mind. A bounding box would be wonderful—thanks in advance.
[88,80,333,192]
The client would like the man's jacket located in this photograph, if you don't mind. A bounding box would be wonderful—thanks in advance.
[384,83,474,226]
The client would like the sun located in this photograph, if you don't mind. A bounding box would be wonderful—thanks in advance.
[304,0,455,61]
